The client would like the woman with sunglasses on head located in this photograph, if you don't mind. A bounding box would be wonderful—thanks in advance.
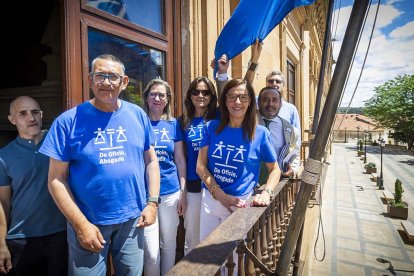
[178,76,219,256]
[142,79,187,275]
[196,78,281,274]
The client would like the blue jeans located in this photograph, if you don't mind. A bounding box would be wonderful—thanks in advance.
[67,217,144,276]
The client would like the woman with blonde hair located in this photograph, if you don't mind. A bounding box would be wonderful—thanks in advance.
[143,79,186,275]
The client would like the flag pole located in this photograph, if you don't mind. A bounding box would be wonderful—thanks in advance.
[275,1,370,275]
[311,0,335,136]
[292,2,335,274]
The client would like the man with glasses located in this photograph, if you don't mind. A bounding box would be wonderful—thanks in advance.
[264,71,301,146]
[40,54,160,275]
[257,87,300,180]
[0,96,67,275]
[244,40,301,147]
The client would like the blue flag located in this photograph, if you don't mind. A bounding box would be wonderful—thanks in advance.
[214,0,316,75]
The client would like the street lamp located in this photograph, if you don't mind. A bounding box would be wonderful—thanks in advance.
[378,138,385,190]
[357,126,360,150]
[344,128,347,143]
[364,130,368,163]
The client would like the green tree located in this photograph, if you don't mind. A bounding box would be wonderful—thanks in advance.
[337,107,364,114]
[364,74,414,149]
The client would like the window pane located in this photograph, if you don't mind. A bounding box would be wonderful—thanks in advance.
[85,0,163,34]
[287,60,296,104]
[88,29,165,107]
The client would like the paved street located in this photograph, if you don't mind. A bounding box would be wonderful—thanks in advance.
[363,144,414,209]
[304,143,414,275]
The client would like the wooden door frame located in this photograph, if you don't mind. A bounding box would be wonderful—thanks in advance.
[62,0,182,114]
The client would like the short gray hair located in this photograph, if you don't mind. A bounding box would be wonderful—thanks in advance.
[265,70,285,83]
[91,54,125,75]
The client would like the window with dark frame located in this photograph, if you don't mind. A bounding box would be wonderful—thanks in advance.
[81,0,178,109]
[88,29,166,107]
[287,60,296,105]
[85,0,164,34]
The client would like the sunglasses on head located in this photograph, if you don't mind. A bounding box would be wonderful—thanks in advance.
[191,89,211,97]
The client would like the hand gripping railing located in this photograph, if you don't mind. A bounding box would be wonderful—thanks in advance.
[167,178,301,276]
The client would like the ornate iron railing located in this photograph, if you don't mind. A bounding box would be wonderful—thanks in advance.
[167,178,300,276]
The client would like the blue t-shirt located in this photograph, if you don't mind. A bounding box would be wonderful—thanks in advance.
[40,100,156,225]
[199,120,277,196]
[181,116,206,181]
[151,119,183,196]
[0,134,66,239]
[179,111,221,182]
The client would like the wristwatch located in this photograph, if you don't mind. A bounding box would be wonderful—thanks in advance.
[247,60,258,72]
[147,196,161,207]
[264,188,274,199]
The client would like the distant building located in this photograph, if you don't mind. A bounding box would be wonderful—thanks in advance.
[333,114,386,142]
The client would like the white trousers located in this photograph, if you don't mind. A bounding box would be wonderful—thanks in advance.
[143,218,160,276]
[200,188,251,276]
[144,191,180,275]
[183,191,202,255]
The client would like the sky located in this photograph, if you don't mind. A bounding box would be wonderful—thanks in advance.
[332,0,414,107]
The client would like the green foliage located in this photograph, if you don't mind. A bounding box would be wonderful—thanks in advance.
[391,179,405,207]
[338,107,364,114]
[366,162,376,168]
[364,74,414,149]
[389,132,407,144]
[120,90,143,107]
[392,202,406,208]
[128,94,143,107]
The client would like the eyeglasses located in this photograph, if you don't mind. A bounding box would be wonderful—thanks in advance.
[226,94,250,103]
[191,89,211,97]
[148,92,168,100]
[91,73,123,85]
[267,79,283,85]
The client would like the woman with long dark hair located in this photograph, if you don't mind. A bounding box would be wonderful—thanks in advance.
[178,76,219,255]
[196,78,281,273]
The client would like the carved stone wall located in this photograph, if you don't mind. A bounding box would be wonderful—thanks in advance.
[184,0,330,146]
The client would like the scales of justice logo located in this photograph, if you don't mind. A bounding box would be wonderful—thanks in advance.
[94,126,128,164]
[211,141,247,183]
[154,128,170,149]
[153,127,171,162]
[188,124,204,141]
[188,123,205,152]
[212,141,246,169]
